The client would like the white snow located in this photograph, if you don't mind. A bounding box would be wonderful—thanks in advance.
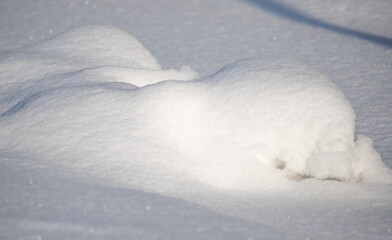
[0,25,197,114]
[1,1,392,240]
[1,26,390,194]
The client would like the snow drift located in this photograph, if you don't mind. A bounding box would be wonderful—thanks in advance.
[0,25,390,194]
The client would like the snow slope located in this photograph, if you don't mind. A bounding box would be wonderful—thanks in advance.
[1,0,392,239]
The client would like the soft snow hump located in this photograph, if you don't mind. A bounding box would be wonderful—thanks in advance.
[0,25,390,193]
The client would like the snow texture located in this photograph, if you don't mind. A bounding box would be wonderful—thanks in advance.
[1,25,390,196]
[1,1,392,239]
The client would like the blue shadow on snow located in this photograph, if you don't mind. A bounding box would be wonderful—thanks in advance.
[246,0,392,48]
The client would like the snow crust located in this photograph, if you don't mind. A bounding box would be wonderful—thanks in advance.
[0,25,390,195]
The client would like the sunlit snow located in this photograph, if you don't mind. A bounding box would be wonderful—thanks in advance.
[1,1,392,240]
[2,25,390,195]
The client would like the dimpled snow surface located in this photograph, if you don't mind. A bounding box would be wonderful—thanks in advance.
[0,1,392,240]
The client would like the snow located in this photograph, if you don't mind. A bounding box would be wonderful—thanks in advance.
[1,0,392,239]
[0,25,197,115]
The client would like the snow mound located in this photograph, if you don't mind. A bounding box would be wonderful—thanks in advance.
[0,25,198,114]
[0,26,390,194]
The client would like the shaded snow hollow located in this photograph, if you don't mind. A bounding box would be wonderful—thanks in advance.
[0,25,391,195]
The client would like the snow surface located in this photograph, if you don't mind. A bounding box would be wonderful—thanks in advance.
[1,0,392,240]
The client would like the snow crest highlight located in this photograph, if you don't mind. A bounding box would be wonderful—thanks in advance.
[0,25,390,194]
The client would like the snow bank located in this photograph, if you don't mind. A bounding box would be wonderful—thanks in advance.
[0,25,390,194]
